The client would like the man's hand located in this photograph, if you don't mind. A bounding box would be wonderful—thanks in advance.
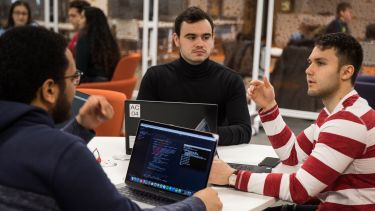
[208,159,236,185]
[247,76,277,112]
[76,95,114,130]
[194,187,222,211]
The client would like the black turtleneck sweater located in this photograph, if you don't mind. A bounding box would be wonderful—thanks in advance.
[137,58,252,145]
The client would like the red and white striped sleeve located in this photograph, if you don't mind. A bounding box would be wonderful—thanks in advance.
[259,105,318,165]
[236,110,367,203]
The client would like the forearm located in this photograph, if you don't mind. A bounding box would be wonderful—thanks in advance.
[259,105,309,165]
[217,124,251,145]
[61,119,95,144]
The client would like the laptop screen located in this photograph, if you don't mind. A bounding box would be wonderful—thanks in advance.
[125,120,218,200]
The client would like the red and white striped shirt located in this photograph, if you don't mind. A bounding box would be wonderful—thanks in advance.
[235,90,375,210]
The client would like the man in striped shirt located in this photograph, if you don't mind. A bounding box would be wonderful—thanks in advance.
[209,32,375,210]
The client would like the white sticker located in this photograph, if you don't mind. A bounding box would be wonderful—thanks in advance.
[129,104,140,118]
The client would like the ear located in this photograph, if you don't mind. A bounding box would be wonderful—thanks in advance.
[340,65,355,82]
[173,32,180,48]
[40,79,60,105]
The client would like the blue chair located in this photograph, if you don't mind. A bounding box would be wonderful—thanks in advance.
[355,75,375,109]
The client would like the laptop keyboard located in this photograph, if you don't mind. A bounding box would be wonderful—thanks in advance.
[227,163,272,173]
[118,185,175,206]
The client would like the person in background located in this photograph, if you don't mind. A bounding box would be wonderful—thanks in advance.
[0,0,36,36]
[209,33,375,210]
[288,19,322,46]
[67,0,90,57]
[0,26,222,211]
[76,6,120,82]
[137,7,252,145]
[326,2,353,34]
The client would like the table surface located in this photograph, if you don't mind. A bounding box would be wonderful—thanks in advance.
[88,137,298,211]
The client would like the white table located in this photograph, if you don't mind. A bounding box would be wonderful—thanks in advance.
[88,137,296,211]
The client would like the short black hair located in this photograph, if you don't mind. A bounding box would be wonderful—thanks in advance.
[174,6,214,37]
[336,2,352,17]
[315,32,363,85]
[0,26,68,104]
[69,0,90,13]
[5,0,32,28]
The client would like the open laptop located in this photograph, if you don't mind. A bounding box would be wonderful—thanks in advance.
[125,100,218,155]
[117,119,219,206]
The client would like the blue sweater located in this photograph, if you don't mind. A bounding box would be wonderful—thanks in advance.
[0,100,205,211]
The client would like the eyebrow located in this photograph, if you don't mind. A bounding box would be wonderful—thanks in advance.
[184,33,212,37]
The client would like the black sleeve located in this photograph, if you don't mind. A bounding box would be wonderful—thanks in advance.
[75,37,90,75]
[137,68,159,100]
[61,119,95,144]
[325,20,340,34]
[218,74,252,145]
[53,141,206,211]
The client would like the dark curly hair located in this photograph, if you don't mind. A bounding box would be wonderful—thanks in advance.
[315,32,363,85]
[0,26,68,104]
[5,0,32,29]
[80,6,120,79]
[174,6,214,37]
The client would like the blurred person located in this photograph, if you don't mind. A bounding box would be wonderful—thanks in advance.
[209,33,375,210]
[76,6,120,82]
[288,19,323,46]
[0,0,36,36]
[326,2,353,34]
[67,0,90,57]
[137,7,252,145]
[0,26,222,211]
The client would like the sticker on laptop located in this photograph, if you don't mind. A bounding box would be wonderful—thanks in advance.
[129,104,141,118]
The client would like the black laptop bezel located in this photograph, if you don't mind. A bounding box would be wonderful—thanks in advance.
[124,100,218,155]
[125,119,219,202]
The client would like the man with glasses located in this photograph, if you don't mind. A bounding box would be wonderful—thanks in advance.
[0,26,222,211]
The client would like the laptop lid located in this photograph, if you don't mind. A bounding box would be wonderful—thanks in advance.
[125,100,218,154]
[125,119,218,201]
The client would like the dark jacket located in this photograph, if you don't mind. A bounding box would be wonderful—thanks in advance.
[0,100,205,211]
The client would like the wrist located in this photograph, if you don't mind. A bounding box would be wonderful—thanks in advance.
[228,169,239,187]
[262,100,277,112]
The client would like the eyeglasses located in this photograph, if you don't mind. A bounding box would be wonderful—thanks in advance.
[63,70,83,86]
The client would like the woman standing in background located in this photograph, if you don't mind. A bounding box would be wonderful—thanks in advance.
[76,6,120,82]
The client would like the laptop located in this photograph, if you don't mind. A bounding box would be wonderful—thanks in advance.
[117,119,219,206]
[125,100,218,155]
[56,90,89,128]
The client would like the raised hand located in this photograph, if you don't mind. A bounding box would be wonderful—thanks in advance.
[247,76,277,111]
[76,95,114,130]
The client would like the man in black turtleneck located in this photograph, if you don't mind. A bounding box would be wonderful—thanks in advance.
[137,7,252,145]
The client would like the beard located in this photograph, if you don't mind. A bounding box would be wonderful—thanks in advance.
[51,88,72,124]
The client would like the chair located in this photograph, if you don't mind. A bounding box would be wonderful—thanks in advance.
[355,75,375,109]
[111,53,141,81]
[77,88,126,136]
[78,76,137,99]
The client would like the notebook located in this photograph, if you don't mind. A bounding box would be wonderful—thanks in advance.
[117,119,219,206]
[125,100,218,155]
